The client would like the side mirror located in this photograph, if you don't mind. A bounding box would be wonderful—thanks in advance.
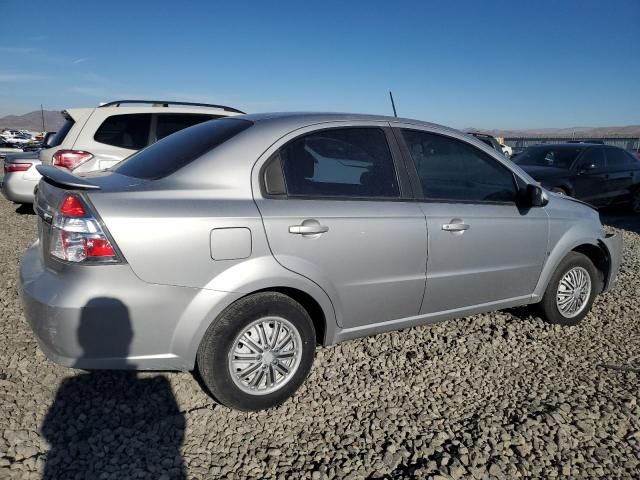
[578,163,596,174]
[523,184,548,207]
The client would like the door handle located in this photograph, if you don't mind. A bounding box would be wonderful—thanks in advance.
[289,223,329,235]
[441,222,470,232]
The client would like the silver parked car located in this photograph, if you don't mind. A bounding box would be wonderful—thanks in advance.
[21,113,622,411]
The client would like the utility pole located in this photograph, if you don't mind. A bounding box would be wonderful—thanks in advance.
[40,104,45,132]
[389,91,398,117]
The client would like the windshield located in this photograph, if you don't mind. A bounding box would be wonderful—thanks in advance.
[112,117,252,180]
[514,146,584,169]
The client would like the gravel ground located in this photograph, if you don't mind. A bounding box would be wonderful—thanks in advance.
[0,196,638,480]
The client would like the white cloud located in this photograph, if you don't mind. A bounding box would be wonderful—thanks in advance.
[72,58,88,65]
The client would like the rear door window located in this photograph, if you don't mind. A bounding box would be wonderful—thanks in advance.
[94,114,152,150]
[154,114,219,141]
[605,147,636,169]
[113,117,252,180]
[280,128,400,198]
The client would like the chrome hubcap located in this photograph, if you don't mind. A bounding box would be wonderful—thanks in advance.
[556,266,591,318]
[228,316,302,395]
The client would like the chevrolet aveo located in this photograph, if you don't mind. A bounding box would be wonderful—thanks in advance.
[21,113,622,411]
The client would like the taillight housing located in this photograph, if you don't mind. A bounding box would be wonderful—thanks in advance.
[50,194,121,264]
[52,150,93,171]
[4,162,32,173]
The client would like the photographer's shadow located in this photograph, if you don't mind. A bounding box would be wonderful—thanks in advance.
[41,298,186,479]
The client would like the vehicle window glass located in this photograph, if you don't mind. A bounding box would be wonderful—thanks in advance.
[605,148,635,168]
[155,114,219,141]
[403,129,516,203]
[578,148,606,170]
[113,118,252,180]
[47,118,74,148]
[514,146,583,169]
[94,114,152,150]
[280,128,399,198]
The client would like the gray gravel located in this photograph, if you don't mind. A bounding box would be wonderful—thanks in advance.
[0,197,638,480]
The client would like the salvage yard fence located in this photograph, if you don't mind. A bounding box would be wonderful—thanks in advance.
[504,137,640,155]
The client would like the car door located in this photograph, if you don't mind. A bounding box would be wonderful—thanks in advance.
[571,147,609,205]
[255,124,428,329]
[396,126,548,314]
[603,147,637,204]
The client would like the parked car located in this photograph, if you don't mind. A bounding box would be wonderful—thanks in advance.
[0,140,23,160]
[2,152,42,203]
[22,113,622,411]
[467,132,508,157]
[501,143,513,158]
[514,143,640,212]
[5,100,243,204]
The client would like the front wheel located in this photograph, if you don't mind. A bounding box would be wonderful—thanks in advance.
[196,292,316,411]
[538,252,600,326]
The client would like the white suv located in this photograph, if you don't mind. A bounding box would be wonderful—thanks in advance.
[3,101,242,204]
[41,100,243,172]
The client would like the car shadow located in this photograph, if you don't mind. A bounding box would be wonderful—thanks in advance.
[15,204,35,215]
[40,298,186,479]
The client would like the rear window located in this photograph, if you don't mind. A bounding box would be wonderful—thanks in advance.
[155,114,219,141]
[47,118,74,148]
[113,118,252,180]
[94,113,152,150]
[514,146,584,169]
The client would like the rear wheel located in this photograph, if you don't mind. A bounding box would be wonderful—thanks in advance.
[538,252,599,326]
[196,292,316,411]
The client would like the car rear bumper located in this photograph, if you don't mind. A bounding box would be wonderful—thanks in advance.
[601,232,623,293]
[20,241,238,371]
[1,169,39,203]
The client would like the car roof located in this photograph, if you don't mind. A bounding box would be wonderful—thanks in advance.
[236,111,463,136]
[528,143,602,148]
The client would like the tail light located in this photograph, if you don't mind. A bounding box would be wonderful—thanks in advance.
[4,162,32,173]
[52,150,93,170]
[50,194,121,263]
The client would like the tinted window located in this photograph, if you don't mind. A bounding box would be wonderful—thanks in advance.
[113,118,252,180]
[403,130,516,203]
[577,148,606,170]
[514,146,583,169]
[605,147,635,168]
[47,118,74,148]
[280,128,399,198]
[155,114,219,141]
[94,114,151,150]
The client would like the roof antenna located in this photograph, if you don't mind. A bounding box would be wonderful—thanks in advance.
[389,91,398,117]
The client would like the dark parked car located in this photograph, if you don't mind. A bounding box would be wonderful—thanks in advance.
[515,143,640,212]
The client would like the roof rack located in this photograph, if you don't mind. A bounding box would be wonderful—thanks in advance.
[98,100,245,114]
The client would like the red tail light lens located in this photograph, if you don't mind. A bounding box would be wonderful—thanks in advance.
[52,150,93,170]
[60,195,87,217]
[4,162,32,173]
[50,194,120,263]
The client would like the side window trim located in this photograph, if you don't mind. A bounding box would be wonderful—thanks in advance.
[267,126,411,201]
[393,126,519,205]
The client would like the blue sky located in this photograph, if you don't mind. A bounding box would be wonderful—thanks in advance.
[0,0,638,129]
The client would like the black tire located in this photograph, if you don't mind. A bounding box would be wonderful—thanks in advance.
[196,292,316,411]
[551,187,568,196]
[538,252,600,326]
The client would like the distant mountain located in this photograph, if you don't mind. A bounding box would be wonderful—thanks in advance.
[468,125,640,138]
[0,110,65,132]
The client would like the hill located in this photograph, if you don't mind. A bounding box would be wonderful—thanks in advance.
[0,110,65,132]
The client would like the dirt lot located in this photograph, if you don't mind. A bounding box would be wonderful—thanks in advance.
[0,197,638,479]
